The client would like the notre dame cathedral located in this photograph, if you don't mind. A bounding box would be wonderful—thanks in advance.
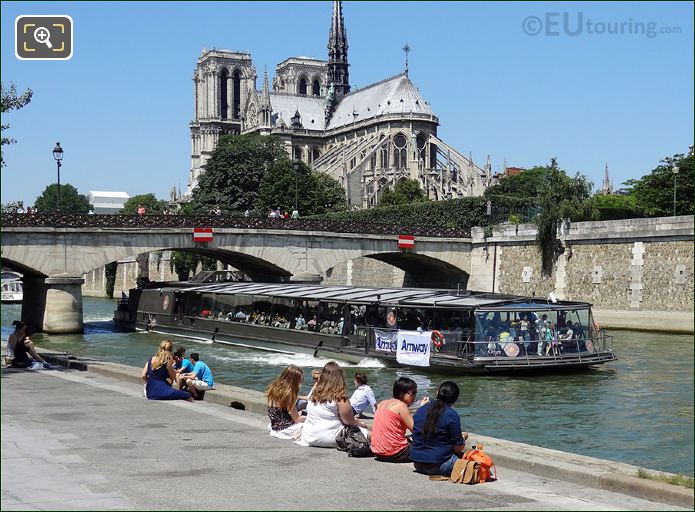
[188,1,493,208]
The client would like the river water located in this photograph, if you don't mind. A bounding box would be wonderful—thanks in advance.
[2,298,693,475]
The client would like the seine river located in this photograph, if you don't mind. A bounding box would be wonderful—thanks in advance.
[2,298,693,475]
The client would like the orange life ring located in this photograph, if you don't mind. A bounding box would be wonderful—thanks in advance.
[431,330,445,349]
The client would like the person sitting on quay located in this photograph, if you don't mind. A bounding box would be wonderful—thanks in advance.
[141,340,192,401]
[266,365,306,439]
[411,381,468,477]
[6,321,50,369]
[172,346,195,384]
[349,372,377,418]
[371,377,429,463]
[296,361,369,448]
[177,352,214,400]
[297,368,321,412]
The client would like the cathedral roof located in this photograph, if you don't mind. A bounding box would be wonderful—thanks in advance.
[327,73,435,130]
[270,93,326,131]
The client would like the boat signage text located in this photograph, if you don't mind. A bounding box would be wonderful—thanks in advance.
[374,329,398,352]
[396,330,431,366]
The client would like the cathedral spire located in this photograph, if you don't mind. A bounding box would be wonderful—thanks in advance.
[602,163,613,195]
[261,66,271,106]
[327,0,350,96]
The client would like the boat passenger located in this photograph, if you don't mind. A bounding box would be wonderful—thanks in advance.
[266,365,306,439]
[336,317,344,335]
[295,313,307,330]
[411,381,468,476]
[141,340,192,401]
[307,315,318,332]
[349,372,377,418]
[295,362,369,448]
[371,377,429,463]
[235,309,247,322]
[7,322,49,369]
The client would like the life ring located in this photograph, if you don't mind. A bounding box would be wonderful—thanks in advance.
[431,330,445,349]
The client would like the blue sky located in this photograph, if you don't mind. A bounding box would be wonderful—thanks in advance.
[1,1,693,206]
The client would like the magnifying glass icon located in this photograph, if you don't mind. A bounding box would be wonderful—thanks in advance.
[33,26,53,49]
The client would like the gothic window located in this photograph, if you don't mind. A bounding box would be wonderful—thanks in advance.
[219,69,229,119]
[416,133,427,159]
[393,134,407,169]
[299,77,308,95]
[370,152,377,170]
[311,147,320,162]
[293,146,303,161]
[312,79,321,96]
[232,70,241,119]
[380,143,389,169]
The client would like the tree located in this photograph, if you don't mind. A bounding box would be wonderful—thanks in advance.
[122,193,167,215]
[170,251,199,281]
[1,82,33,168]
[188,134,286,214]
[484,167,551,201]
[624,153,694,217]
[34,183,91,213]
[587,193,641,221]
[378,178,428,207]
[254,159,346,216]
[533,160,594,276]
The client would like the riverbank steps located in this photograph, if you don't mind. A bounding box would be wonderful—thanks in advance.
[2,348,692,510]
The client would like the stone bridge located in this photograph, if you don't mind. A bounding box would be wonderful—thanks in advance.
[1,214,474,333]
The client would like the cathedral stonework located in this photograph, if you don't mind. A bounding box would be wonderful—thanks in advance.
[188,1,492,208]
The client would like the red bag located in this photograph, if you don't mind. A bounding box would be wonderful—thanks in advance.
[463,447,497,482]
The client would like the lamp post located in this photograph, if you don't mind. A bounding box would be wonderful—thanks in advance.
[52,142,64,212]
[292,158,300,212]
[672,165,680,217]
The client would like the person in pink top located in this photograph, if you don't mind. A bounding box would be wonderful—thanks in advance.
[371,377,429,463]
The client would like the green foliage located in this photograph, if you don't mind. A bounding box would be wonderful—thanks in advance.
[122,193,167,215]
[255,159,346,216]
[534,161,594,275]
[484,167,547,200]
[104,262,118,299]
[188,134,286,214]
[1,82,33,168]
[379,178,428,207]
[624,154,694,217]
[34,183,91,214]
[310,196,534,230]
[637,468,694,489]
[587,193,641,221]
[199,255,218,272]
[169,251,199,281]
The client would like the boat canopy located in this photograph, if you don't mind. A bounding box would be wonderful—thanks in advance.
[172,282,592,311]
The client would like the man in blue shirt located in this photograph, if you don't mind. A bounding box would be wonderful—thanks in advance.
[179,352,214,399]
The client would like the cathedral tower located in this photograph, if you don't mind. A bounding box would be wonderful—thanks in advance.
[327,0,350,97]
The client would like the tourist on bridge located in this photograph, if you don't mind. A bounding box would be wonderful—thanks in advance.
[411,381,468,477]
[141,340,192,401]
[178,352,214,400]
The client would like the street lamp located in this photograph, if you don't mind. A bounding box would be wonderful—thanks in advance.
[672,165,680,217]
[52,142,64,212]
[292,158,300,212]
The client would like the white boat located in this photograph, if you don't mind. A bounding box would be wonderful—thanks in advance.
[1,271,23,303]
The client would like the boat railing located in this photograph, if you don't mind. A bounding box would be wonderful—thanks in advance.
[352,326,614,362]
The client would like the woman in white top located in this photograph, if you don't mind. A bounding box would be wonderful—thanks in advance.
[296,361,369,447]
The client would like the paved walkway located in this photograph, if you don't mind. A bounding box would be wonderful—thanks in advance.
[2,368,688,511]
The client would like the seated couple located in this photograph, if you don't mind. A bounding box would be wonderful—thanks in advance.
[372,380,468,477]
[265,362,369,446]
[141,342,214,401]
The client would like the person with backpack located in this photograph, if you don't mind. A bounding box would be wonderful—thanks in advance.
[410,381,468,476]
[371,377,430,463]
[295,361,369,448]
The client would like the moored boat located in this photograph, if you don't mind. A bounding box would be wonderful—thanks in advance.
[114,280,617,374]
[1,271,23,304]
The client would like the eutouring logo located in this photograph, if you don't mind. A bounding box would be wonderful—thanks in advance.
[522,12,681,38]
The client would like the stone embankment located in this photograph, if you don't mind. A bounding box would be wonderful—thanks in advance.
[6,347,692,510]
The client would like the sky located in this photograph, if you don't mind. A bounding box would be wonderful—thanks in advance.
[1,1,693,206]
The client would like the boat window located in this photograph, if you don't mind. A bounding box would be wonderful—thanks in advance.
[271,297,297,329]
[350,305,366,334]
[318,301,343,335]
[184,294,202,317]
[199,293,216,318]
[249,295,272,326]
[216,294,235,319]
[398,307,434,331]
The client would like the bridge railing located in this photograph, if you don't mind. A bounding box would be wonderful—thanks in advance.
[0,213,471,238]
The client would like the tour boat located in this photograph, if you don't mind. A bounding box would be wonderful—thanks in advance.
[1,271,23,304]
[114,280,617,374]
